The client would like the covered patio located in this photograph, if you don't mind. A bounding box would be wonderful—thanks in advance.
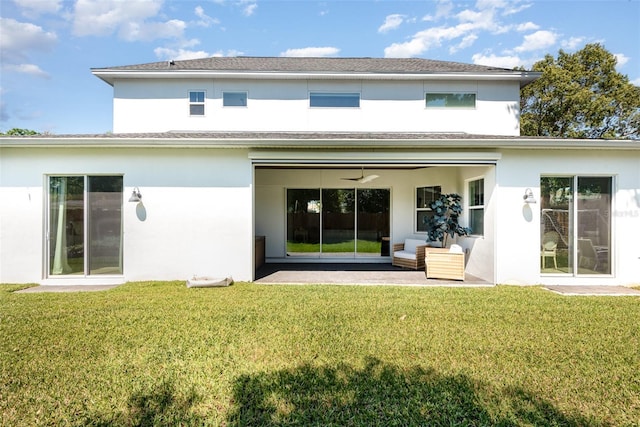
[255,263,492,286]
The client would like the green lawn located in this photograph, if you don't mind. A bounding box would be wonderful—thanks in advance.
[1,282,639,426]
[287,239,382,254]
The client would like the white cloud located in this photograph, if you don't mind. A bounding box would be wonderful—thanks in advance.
[449,34,478,54]
[378,14,405,33]
[514,30,557,52]
[472,52,523,69]
[154,46,243,60]
[614,53,630,67]
[13,0,62,15]
[72,0,185,41]
[0,18,57,62]
[242,2,257,16]
[561,36,585,51]
[631,77,640,86]
[2,63,51,79]
[119,19,186,42]
[195,6,220,27]
[280,47,340,57]
[423,0,454,21]
[516,22,539,32]
[154,47,211,60]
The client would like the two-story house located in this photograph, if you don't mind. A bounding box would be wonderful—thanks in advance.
[1,57,638,286]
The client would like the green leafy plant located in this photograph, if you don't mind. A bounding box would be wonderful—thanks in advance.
[424,193,471,247]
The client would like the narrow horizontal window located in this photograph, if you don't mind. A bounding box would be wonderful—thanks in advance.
[426,93,476,108]
[310,92,360,108]
[189,91,205,116]
[223,92,248,107]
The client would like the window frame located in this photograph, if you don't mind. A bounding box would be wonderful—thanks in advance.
[540,175,614,276]
[46,174,124,278]
[467,177,484,236]
[309,92,361,108]
[415,185,442,233]
[223,91,248,107]
[188,90,206,116]
[425,92,477,109]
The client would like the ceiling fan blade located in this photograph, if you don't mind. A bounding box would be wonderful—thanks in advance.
[358,174,379,183]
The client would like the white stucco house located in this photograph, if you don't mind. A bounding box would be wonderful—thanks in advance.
[1,57,638,286]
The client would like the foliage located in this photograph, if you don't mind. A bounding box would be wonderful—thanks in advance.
[0,127,40,136]
[1,282,639,425]
[424,193,471,247]
[520,43,640,139]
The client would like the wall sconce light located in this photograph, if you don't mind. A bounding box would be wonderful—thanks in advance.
[128,187,142,203]
[523,188,536,204]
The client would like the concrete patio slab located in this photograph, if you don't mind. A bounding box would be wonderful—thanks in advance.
[255,263,492,286]
[544,285,640,296]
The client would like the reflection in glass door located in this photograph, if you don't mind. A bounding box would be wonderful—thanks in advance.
[322,189,355,256]
[357,189,390,256]
[286,189,321,256]
[540,176,612,275]
[286,188,390,257]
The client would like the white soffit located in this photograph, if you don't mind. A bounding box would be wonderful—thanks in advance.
[249,150,501,165]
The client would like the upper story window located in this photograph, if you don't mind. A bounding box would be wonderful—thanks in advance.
[468,178,484,236]
[416,185,441,233]
[223,92,248,107]
[426,93,476,108]
[310,92,360,108]
[189,91,205,116]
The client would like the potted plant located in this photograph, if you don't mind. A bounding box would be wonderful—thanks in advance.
[424,193,471,248]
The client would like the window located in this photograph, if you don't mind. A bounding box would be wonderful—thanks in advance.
[541,176,612,275]
[310,92,360,108]
[189,91,205,115]
[48,176,123,276]
[223,92,248,107]
[426,93,476,108]
[416,186,441,232]
[468,178,484,235]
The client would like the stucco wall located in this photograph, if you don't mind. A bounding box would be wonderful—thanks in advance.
[0,147,253,284]
[495,149,640,286]
[113,78,520,135]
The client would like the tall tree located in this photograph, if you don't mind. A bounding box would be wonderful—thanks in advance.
[520,43,640,139]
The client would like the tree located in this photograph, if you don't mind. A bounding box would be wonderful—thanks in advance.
[424,193,471,247]
[0,128,40,136]
[520,43,640,139]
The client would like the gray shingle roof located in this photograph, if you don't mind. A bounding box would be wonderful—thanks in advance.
[93,56,515,74]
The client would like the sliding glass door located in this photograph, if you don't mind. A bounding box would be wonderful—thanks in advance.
[286,188,390,257]
[540,176,611,275]
[322,189,355,256]
[357,189,390,256]
[48,176,123,276]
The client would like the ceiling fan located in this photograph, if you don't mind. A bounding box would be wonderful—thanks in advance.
[341,167,380,184]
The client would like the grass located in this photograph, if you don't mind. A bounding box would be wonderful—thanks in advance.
[1,282,639,426]
[287,239,381,254]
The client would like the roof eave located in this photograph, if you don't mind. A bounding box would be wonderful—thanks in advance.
[2,135,637,150]
[91,69,541,87]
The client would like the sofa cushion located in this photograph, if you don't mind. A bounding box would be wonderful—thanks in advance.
[403,238,425,254]
[393,250,416,260]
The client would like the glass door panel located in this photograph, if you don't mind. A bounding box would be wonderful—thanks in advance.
[88,176,123,274]
[49,176,85,275]
[540,177,574,273]
[322,189,355,257]
[356,189,390,256]
[577,177,611,274]
[286,189,321,256]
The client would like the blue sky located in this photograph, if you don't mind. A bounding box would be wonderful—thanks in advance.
[1,0,639,134]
